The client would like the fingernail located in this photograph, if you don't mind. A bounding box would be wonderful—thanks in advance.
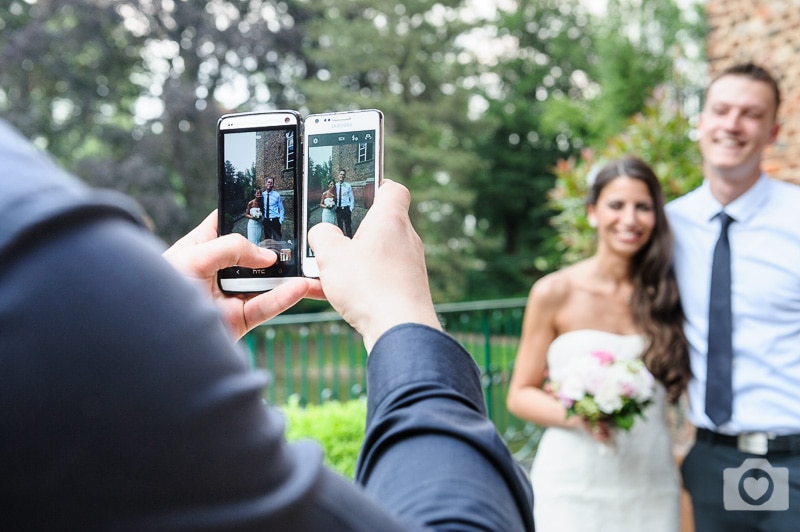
[259,247,278,260]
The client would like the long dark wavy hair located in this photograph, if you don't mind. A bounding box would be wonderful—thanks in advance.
[587,156,690,403]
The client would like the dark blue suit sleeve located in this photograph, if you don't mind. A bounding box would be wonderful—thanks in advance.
[358,324,535,531]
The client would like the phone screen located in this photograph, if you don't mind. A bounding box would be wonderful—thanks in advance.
[303,110,383,275]
[217,111,301,292]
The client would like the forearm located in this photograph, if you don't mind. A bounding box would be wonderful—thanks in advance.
[507,386,575,429]
[357,324,534,531]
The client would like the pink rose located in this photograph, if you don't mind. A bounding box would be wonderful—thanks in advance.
[590,350,615,366]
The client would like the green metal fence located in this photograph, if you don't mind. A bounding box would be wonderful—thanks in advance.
[241,297,543,467]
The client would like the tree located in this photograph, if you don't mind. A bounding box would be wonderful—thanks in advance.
[0,1,143,157]
[0,0,308,242]
[1,0,706,302]
[293,0,489,302]
[586,0,706,141]
[466,0,705,298]
[467,0,596,298]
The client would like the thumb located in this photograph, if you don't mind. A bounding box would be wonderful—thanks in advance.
[190,233,277,274]
[308,222,348,258]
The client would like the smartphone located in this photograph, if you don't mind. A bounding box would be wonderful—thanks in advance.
[301,109,384,278]
[217,110,302,292]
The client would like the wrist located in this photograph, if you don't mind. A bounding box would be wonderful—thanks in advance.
[363,307,442,353]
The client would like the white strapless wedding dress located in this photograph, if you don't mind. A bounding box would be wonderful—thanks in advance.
[247,207,263,244]
[531,330,680,532]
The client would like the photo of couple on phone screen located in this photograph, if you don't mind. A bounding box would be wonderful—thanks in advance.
[306,133,377,248]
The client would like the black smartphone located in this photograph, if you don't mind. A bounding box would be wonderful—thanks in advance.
[217,111,302,292]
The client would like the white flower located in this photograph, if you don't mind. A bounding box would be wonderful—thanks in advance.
[595,381,624,414]
[558,374,586,402]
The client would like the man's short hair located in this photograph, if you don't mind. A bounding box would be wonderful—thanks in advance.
[707,62,781,117]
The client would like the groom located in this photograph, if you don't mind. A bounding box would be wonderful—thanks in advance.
[334,169,354,238]
[261,177,284,241]
[668,62,800,531]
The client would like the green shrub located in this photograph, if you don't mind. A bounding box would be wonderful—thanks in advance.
[548,88,704,266]
[282,396,367,478]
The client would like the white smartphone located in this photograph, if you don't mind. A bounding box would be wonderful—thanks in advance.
[300,109,384,278]
[217,110,303,292]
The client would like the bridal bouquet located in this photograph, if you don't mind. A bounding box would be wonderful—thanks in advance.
[250,207,263,220]
[323,197,335,209]
[548,349,655,431]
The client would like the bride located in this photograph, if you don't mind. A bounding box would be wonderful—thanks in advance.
[245,188,263,244]
[507,156,690,532]
[319,180,336,224]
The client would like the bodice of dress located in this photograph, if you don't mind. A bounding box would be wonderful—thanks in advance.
[546,329,647,385]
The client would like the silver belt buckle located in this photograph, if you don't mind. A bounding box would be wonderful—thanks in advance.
[737,432,770,455]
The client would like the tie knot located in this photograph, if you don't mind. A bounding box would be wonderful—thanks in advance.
[718,212,734,230]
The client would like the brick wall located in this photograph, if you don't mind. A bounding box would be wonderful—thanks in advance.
[706,0,800,184]
[256,129,297,235]
[330,144,376,208]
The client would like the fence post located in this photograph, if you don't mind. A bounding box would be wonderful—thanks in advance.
[482,309,493,418]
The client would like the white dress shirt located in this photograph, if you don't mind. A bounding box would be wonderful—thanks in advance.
[667,175,800,435]
[263,189,284,223]
[335,181,354,210]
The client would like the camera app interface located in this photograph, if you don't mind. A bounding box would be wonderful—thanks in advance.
[305,128,377,257]
[220,126,298,277]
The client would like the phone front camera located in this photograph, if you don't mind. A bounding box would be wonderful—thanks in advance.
[315,118,319,123]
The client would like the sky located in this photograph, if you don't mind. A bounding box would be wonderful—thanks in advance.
[223,131,256,172]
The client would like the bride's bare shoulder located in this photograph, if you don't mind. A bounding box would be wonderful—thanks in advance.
[529,262,585,307]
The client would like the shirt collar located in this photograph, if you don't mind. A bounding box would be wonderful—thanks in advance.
[699,173,771,225]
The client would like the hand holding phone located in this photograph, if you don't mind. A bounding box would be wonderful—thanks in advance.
[164,211,319,338]
[301,109,384,278]
[308,180,440,352]
[217,111,302,292]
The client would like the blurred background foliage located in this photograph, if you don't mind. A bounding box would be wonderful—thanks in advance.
[0,0,707,305]
[549,88,704,267]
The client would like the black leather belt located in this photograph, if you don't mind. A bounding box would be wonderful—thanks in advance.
[696,428,800,455]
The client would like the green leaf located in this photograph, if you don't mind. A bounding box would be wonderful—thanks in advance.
[614,412,635,431]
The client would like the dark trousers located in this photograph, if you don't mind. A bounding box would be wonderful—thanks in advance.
[264,218,282,241]
[681,436,800,531]
[336,207,352,238]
